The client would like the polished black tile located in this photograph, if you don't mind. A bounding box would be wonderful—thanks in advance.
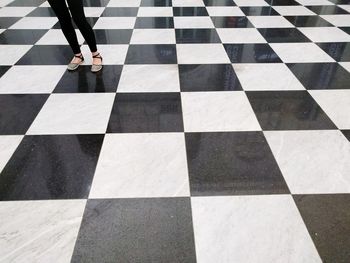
[185,132,289,196]
[0,17,21,28]
[125,44,177,64]
[7,0,46,6]
[0,95,48,135]
[317,42,350,62]
[101,7,139,17]
[246,91,337,130]
[27,7,56,17]
[287,63,350,90]
[294,194,350,263]
[0,29,47,44]
[71,198,196,263]
[107,93,184,133]
[92,29,132,44]
[135,17,174,28]
[141,0,173,6]
[340,27,350,34]
[211,16,253,28]
[52,17,98,29]
[0,66,10,78]
[175,29,221,43]
[265,0,300,5]
[82,0,110,7]
[179,64,242,91]
[173,7,209,16]
[240,6,279,16]
[342,130,350,141]
[284,15,333,27]
[327,0,350,3]
[258,28,311,43]
[0,135,104,201]
[54,65,122,93]
[16,45,73,65]
[306,5,349,14]
[224,43,282,63]
[204,0,236,5]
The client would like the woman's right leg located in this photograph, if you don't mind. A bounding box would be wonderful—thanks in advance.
[47,0,81,54]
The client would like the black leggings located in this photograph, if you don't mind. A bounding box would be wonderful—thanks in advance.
[48,0,97,54]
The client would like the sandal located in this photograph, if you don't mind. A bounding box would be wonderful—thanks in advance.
[67,54,84,71]
[91,53,103,73]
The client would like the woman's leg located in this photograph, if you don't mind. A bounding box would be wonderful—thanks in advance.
[47,0,81,54]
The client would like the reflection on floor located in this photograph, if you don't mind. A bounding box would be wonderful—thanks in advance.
[0,0,350,262]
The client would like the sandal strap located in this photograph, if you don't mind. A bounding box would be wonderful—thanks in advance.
[93,53,102,59]
[74,54,84,60]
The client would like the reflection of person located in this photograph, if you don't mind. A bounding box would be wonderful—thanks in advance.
[48,0,103,72]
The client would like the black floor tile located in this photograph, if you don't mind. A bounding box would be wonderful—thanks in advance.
[7,0,46,6]
[82,0,110,7]
[101,7,139,17]
[284,15,333,27]
[211,16,253,28]
[107,93,184,133]
[340,27,350,34]
[306,5,349,14]
[327,0,350,3]
[54,65,122,93]
[52,17,98,29]
[246,91,337,130]
[317,42,350,62]
[240,6,279,16]
[71,198,196,263]
[185,132,289,196]
[287,63,350,90]
[92,29,132,44]
[125,44,177,64]
[16,45,73,65]
[179,64,242,91]
[173,7,209,16]
[342,130,350,141]
[0,29,47,44]
[294,194,350,263]
[258,28,311,43]
[27,7,56,17]
[265,0,300,5]
[175,29,221,43]
[0,134,104,201]
[224,43,282,63]
[141,0,173,6]
[204,0,236,5]
[0,66,10,78]
[135,17,174,28]
[0,17,21,28]
[0,94,48,135]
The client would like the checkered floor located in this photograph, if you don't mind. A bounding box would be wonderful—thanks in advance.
[0,0,350,262]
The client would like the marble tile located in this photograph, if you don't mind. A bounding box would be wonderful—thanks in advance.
[248,15,294,28]
[27,93,115,135]
[0,135,22,172]
[340,61,350,72]
[135,17,174,28]
[339,4,350,12]
[317,42,350,62]
[71,198,196,263]
[0,29,46,44]
[0,0,15,7]
[185,132,289,195]
[203,0,236,5]
[93,29,133,44]
[0,65,66,94]
[284,15,333,27]
[125,44,177,64]
[0,45,32,65]
[141,0,173,6]
[265,0,300,5]
[206,6,245,16]
[80,44,128,65]
[89,133,189,198]
[175,28,221,43]
[270,43,335,62]
[298,27,350,42]
[307,5,348,14]
[321,14,350,26]
[83,7,105,17]
[101,7,139,17]
[211,16,253,28]
[0,7,35,16]
[310,90,350,129]
[258,28,311,42]
[137,7,173,16]
[181,91,261,132]
[216,28,266,43]
[36,29,84,45]
[0,200,86,263]
[107,0,141,7]
[265,130,350,194]
[191,195,321,263]
[173,7,209,16]
[273,5,317,15]
[233,63,305,91]
[342,129,350,141]
[177,43,230,64]
[0,17,21,28]
[130,28,176,44]
[174,16,214,28]
[234,0,269,6]
[172,0,205,7]
[240,6,279,16]
[118,64,180,92]
[27,7,56,17]
[296,0,334,4]
[93,17,136,29]
[9,16,57,29]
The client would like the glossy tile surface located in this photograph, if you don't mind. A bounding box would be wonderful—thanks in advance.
[224,43,282,62]
[125,44,177,64]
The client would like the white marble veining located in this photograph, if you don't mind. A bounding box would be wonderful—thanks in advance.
[0,45,32,65]
[248,15,294,28]
[296,0,334,5]
[191,195,322,263]
[80,44,128,65]
[174,17,214,28]
[177,44,230,64]
[172,0,205,7]
[117,64,180,92]
[310,90,350,129]
[130,29,176,44]
[206,6,245,16]
[0,135,23,172]
[321,14,350,27]
[181,91,261,132]
[137,7,173,17]
[264,130,350,194]
[0,7,35,17]
[107,0,141,7]
[0,200,86,263]
[233,63,305,91]
[0,65,66,94]
[234,0,269,6]
[216,28,267,43]
[273,5,317,15]
[340,62,350,73]
[27,93,115,135]
[89,133,190,198]
[298,27,350,42]
[270,43,335,63]
[93,17,136,29]
[9,17,58,29]
[37,29,85,45]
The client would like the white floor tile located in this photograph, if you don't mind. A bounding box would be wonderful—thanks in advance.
[173,0,205,7]
[0,135,23,172]
[248,16,294,28]
[234,0,269,6]
[217,28,266,43]
[174,16,214,28]
[81,44,128,65]
[0,7,35,17]
[36,29,85,45]
[273,6,316,16]
[177,43,230,64]
[298,27,350,42]
[206,6,245,16]
[137,7,173,17]
[0,45,32,65]
[9,17,58,29]
[320,14,350,27]
[107,0,141,7]
[93,17,136,29]
[130,29,176,44]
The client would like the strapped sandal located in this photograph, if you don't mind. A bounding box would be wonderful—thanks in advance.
[91,53,103,73]
[67,54,84,71]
